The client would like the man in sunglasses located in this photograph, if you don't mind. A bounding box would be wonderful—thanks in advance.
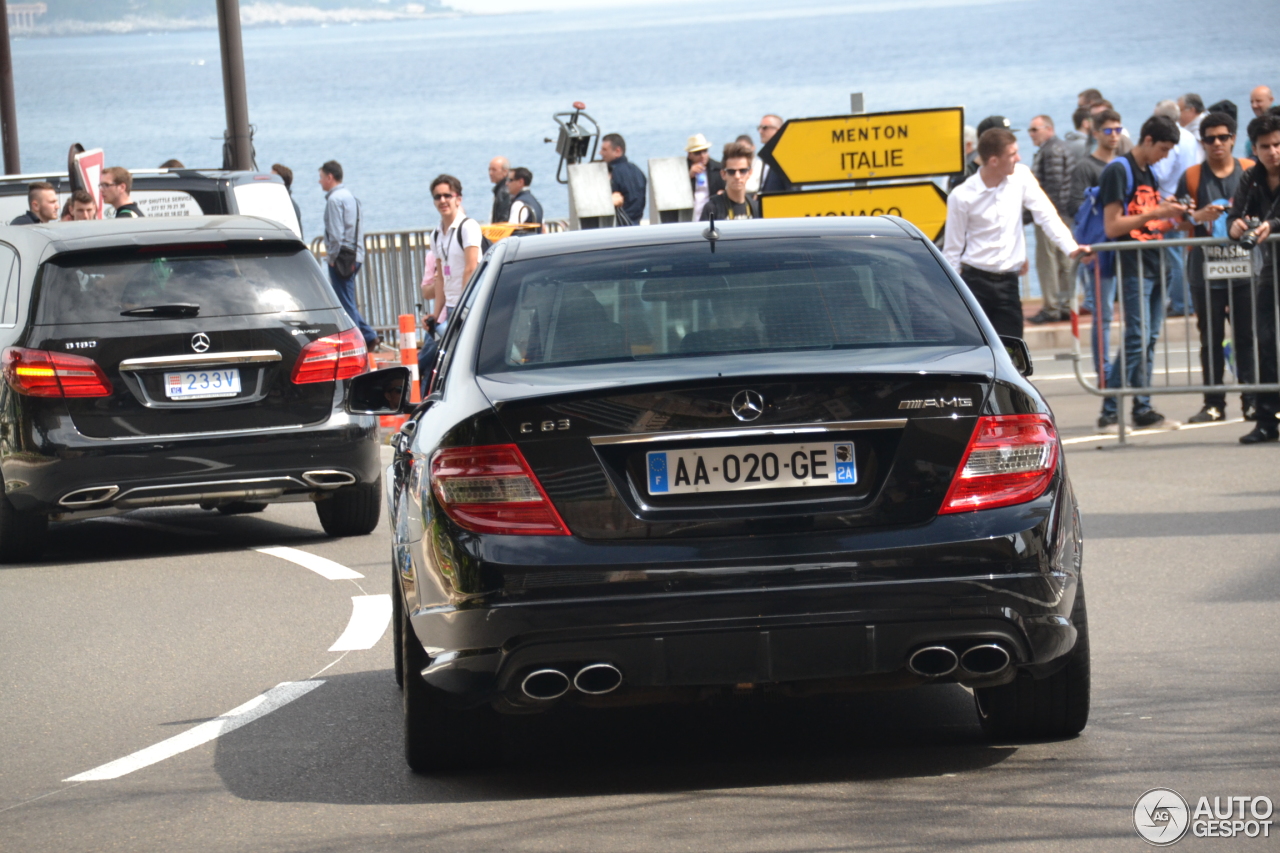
[427,174,482,335]
[1177,113,1256,424]
[700,143,759,221]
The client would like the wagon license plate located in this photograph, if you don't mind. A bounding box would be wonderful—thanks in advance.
[646,441,856,495]
[164,368,242,399]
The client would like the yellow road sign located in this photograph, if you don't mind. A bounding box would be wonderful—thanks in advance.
[759,182,950,241]
[760,107,963,185]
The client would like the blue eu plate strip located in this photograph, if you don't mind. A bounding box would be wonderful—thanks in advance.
[647,451,669,493]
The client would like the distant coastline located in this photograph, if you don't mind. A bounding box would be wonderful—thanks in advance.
[11,3,457,37]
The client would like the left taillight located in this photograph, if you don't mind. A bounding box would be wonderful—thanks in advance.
[290,328,368,384]
[430,444,571,536]
[2,347,113,398]
[939,414,1059,514]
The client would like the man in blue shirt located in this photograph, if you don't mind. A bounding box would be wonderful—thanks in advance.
[319,160,378,350]
[600,133,646,225]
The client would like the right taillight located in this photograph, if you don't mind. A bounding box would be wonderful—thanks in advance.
[2,347,113,398]
[430,444,570,536]
[291,328,368,384]
[939,414,1059,514]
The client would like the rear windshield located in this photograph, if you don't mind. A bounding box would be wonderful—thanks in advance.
[478,237,983,373]
[35,243,337,324]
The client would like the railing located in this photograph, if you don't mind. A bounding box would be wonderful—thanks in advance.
[1071,234,1280,444]
[311,229,434,346]
[311,222,567,346]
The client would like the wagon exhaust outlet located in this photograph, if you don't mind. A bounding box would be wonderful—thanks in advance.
[573,663,623,695]
[521,669,571,700]
[960,644,1011,675]
[302,470,357,488]
[907,645,959,677]
[59,485,120,507]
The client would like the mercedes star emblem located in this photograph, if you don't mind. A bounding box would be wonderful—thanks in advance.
[731,389,765,422]
[190,333,211,353]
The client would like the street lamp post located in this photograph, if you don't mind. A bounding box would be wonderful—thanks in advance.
[216,0,252,171]
[0,0,22,174]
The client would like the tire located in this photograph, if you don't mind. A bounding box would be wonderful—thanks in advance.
[392,563,404,690]
[974,580,1091,740]
[0,488,47,563]
[401,603,498,773]
[315,477,381,537]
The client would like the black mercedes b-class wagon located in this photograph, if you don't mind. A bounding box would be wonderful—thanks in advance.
[0,216,382,559]
[356,216,1088,772]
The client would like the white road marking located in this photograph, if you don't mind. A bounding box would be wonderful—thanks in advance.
[63,681,323,782]
[328,595,392,651]
[255,546,363,580]
[1062,417,1243,445]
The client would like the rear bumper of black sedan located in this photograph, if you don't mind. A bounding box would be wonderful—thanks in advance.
[1,411,381,515]
[404,486,1082,710]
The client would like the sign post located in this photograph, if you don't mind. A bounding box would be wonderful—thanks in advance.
[73,148,105,219]
[759,107,963,186]
[759,182,949,241]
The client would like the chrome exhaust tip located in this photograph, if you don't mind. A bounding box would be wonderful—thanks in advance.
[907,645,959,677]
[302,470,357,489]
[59,485,120,508]
[573,663,623,695]
[960,643,1011,675]
[520,668,571,701]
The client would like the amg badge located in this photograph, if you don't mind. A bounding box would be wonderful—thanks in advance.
[898,397,973,409]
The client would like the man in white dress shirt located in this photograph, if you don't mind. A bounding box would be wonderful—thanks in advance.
[943,127,1090,338]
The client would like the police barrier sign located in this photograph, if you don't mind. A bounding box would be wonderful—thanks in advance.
[759,107,964,185]
[759,182,949,241]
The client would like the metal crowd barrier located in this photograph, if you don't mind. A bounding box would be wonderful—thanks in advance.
[310,229,433,345]
[1070,234,1280,444]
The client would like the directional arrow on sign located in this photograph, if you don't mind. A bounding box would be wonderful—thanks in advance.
[759,182,950,241]
[759,107,963,186]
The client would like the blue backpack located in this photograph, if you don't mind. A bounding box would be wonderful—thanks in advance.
[1073,156,1134,278]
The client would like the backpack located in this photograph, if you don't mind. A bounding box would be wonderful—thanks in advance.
[1183,158,1255,239]
[1073,156,1134,278]
[432,217,492,265]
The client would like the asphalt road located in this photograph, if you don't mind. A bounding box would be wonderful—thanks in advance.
[3,374,1279,851]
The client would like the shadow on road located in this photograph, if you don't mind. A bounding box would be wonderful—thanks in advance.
[3,507,332,568]
[213,669,1015,805]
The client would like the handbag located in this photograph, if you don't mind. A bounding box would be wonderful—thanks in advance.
[332,200,360,278]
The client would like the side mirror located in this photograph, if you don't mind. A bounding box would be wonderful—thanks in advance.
[346,366,413,415]
[999,336,1034,377]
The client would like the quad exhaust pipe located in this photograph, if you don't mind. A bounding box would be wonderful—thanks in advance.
[908,643,1012,677]
[59,485,121,508]
[520,663,624,701]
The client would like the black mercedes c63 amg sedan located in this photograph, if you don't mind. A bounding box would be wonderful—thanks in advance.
[367,216,1087,772]
[0,216,382,560]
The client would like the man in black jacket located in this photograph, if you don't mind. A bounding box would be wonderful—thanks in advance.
[600,133,646,226]
[700,143,760,221]
[685,133,724,220]
[504,167,543,234]
[1028,114,1077,323]
[9,181,58,225]
[1229,113,1280,443]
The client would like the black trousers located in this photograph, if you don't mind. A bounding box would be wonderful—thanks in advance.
[1191,279,1255,411]
[961,265,1023,339]
[1253,256,1280,426]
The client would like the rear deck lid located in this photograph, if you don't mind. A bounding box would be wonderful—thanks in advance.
[29,241,349,438]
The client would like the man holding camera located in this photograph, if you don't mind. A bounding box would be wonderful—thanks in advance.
[1228,113,1280,443]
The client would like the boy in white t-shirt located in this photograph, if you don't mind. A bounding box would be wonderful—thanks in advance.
[427,174,483,330]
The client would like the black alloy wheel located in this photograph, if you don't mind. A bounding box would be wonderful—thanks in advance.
[974,579,1091,740]
[315,477,382,537]
[0,476,48,563]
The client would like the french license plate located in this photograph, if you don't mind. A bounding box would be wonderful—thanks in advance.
[164,368,242,399]
[646,441,856,495]
[1205,244,1252,280]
